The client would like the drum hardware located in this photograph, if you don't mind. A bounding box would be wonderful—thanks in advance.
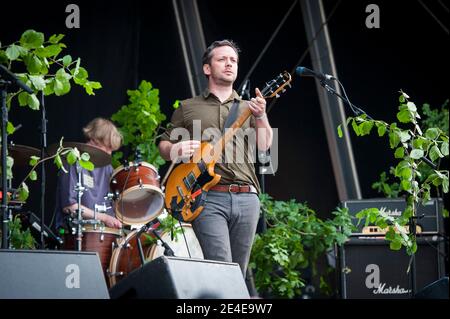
[134,219,175,267]
[94,203,111,230]
[74,162,85,251]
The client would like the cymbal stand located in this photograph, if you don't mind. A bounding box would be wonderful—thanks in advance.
[74,162,85,251]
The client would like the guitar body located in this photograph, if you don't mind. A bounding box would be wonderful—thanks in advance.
[165,141,221,222]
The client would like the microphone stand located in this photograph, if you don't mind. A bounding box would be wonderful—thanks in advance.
[0,65,34,249]
[1,78,10,249]
[318,78,432,298]
[131,219,175,267]
[40,91,47,249]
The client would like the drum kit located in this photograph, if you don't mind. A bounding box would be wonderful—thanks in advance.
[6,141,204,288]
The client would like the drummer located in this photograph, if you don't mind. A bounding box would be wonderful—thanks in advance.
[54,118,123,230]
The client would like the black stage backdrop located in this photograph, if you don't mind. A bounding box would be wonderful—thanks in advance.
[1,0,448,230]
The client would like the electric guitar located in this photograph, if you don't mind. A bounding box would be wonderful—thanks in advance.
[165,71,292,222]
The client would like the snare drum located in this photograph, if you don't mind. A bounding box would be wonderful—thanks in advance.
[110,162,164,225]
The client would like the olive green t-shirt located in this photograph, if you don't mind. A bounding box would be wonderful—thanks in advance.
[161,89,261,193]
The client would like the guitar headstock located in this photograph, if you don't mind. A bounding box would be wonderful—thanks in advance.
[261,71,292,99]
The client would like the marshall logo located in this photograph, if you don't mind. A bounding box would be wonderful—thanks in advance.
[379,207,402,217]
[365,264,411,295]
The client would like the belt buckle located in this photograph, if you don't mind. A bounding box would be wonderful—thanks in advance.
[228,184,240,193]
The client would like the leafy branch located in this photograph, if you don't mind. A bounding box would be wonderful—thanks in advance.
[1,29,102,113]
[338,92,449,254]
[111,80,175,169]
[12,138,94,202]
[250,194,354,298]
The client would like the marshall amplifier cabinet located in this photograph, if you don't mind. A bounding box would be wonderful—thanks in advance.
[338,237,446,299]
[341,198,444,236]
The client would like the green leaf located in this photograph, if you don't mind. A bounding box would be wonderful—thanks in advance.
[429,145,443,162]
[53,78,71,96]
[394,147,405,159]
[43,78,54,96]
[360,121,374,136]
[27,93,40,110]
[6,45,21,60]
[20,30,44,49]
[425,128,440,140]
[337,124,343,138]
[397,108,412,123]
[443,178,449,193]
[389,132,401,149]
[390,239,402,250]
[399,131,411,143]
[29,156,40,166]
[29,75,46,90]
[67,150,77,165]
[401,180,412,191]
[410,149,424,159]
[49,34,65,44]
[83,81,102,95]
[29,170,37,181]
[62,55,72,66]
[406,101,417,113]
[72,66,88,84]
[440,142,449,156]
[24,54,43,74]
[17,183,29,202]
[351,119,360,136]
[42,44,62,57]
[54,154,65,172]
[7,122,16,135]
[399,95,405,103]
[80,160,94,171]
[18,92,29,106]
[377,124,387,137]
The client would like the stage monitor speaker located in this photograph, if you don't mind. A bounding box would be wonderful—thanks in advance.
[109,256,250,299]
[339,237,446,299]
[0,249,109,299]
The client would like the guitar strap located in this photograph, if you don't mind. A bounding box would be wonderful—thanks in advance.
[223,99,240,133]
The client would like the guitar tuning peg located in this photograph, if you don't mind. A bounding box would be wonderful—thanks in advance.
[275,93,280,98]
[282,89,286,93]
[287,83,292,88]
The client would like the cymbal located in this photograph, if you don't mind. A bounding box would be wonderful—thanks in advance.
[6,144,41,167]
[47,142,111,167]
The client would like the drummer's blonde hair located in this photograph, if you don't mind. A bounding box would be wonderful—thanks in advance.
[83,118,122,151]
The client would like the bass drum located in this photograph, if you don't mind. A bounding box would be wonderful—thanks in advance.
[146,223,204,261]
[108,223,203,287]
[107,227,155,287]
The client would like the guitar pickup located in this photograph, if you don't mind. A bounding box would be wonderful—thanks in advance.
[177,186,185,199]
[183,172,197,190]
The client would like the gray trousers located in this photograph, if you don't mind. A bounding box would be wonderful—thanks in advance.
[192,190,260,278]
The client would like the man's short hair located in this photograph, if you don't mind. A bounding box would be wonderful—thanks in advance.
[83,117,122,151]
[202,39,241,65]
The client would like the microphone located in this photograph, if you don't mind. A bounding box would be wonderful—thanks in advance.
[239,79,250,99]
[295,66,335,81]
[0,64,34,94]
